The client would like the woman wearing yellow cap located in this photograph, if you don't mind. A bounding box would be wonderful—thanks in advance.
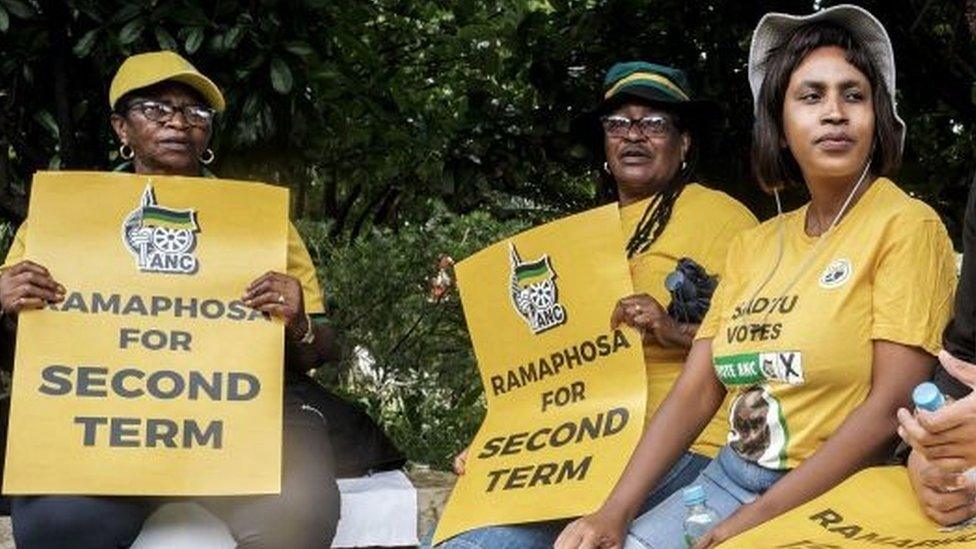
[0,51,340,548]
[435,61,756,549]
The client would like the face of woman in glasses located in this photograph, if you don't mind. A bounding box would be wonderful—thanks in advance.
[603,101,690,201]
[110,81,213,176]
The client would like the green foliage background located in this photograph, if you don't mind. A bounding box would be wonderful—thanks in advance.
[1,0,974,467]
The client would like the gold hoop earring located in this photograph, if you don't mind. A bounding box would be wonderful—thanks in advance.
[119,144,134,160]
[199,148,215,165]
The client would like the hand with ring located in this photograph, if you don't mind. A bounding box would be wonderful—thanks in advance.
[243,271,307,340]
[610,293,689,349]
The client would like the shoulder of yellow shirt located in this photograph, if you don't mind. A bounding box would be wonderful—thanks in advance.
[730,177,947,250]
[680,183,758,227]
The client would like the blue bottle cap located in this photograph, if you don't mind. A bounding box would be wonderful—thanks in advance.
[913,382,945,412]
[682,484,706,506]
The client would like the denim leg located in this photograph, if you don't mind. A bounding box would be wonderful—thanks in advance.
[430,451,710,549]
[635,451,712,514]
[625,447,786,549]
[12,495,155,549]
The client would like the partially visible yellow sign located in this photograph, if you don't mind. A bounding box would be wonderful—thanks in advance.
[4,171,288,496]
[433,204,647,543]
[726,467,976,548]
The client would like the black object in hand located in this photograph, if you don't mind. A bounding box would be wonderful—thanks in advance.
[664,257,717,324]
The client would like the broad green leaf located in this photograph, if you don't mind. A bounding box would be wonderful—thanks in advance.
[154,27,177,50]
[0,6,8,32]
[270,57,293,94]
[185,27,204,54]
[72,29,99,57]
[118,18,144,45]
[1,0,31,19]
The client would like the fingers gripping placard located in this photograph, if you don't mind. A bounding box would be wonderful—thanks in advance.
[433,204,647,543]
[4,171,288,496]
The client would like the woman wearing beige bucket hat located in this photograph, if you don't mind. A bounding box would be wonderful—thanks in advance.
[0,51,341,548]
[555,5,956,548]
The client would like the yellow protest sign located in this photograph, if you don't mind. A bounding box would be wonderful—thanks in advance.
[726,467,976,548]
[4,171,288,496]
[433,204,647,544]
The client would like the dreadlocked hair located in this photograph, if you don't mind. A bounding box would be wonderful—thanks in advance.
[592,105,697,258]
[624,173,689,258]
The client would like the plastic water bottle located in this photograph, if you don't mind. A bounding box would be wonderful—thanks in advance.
[682,485,720,547]
[913,382,946,412]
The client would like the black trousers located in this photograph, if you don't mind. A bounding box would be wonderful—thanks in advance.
[11,378,341,549]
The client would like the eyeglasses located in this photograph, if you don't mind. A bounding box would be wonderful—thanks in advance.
[126,100,215,128]
[601,115,673,138]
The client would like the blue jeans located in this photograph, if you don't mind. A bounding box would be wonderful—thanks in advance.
[432,451,712,549]
[624,446,787,549]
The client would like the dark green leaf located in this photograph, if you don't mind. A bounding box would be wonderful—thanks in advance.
[118,18,144,45]
[34,110,59,139]
[270,57,293,94]
[1,0,31,19]
[225,25,244,48]
[285,42,314,57]
[154,27,177,50]
[185,27,204,54]
[0,6,8,32]
[72,28,99,57]
[109,3,141,24]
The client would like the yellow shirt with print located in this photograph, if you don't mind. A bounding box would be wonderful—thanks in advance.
[2,220,325,314]
[621,183,757,458]
[697,178,955,470]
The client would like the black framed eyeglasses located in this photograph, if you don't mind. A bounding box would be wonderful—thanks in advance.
[600,115,673,138]
[125,100,215,128]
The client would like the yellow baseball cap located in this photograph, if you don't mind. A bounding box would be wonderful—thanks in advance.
[109,51,225,112]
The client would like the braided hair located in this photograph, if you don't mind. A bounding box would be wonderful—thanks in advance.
[624,168,689,258]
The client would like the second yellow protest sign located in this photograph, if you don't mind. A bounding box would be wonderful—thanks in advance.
[726,467,976,548]
[434,203,647,543]
[4,171,288,496]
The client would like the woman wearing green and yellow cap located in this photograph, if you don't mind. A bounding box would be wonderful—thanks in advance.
[0,51,341,548]
[556,6,955,548]
[435,61,756,549]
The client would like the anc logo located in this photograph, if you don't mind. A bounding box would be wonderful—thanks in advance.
[508,243,567,334]
[121,183,200,274]
[819,258,852,289]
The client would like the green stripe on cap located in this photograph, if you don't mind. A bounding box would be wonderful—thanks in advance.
[605,72,689,101]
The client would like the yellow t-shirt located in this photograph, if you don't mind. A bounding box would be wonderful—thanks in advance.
[621,183,757,457]
[697,178,956,469]
[2,220,325,314]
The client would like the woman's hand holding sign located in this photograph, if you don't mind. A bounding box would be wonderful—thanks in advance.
[611,293,693,349]
[0,260,65,320]
[243,271,309,341]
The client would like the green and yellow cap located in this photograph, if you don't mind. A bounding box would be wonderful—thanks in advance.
[595,61,717,121]
[602,62,691,104]
[109,51,225,113]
